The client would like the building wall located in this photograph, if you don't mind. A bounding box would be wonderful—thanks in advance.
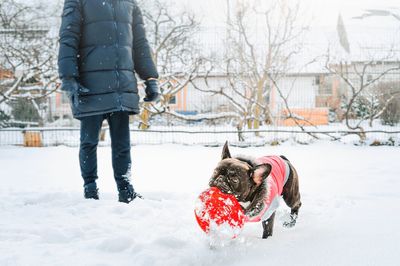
[184,75,326,115]
[270,75,318,115]
[185,76,234,113]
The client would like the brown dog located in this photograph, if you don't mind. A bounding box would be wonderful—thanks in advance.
[209,142,302,239]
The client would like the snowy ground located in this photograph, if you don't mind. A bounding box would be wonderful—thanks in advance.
[0,143,399,266]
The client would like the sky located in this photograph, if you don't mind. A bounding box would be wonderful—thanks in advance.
[31,0,400,69]
[175,0,400,67]
[177,0,400,28]
[30,0,400,29]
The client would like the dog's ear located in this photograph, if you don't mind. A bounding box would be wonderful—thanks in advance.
[260,164,272,180]
[254,163,272,181]
[221,141,232,160]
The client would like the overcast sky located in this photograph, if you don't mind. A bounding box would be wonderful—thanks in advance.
[177,0,400,28]
[43,0,400,29]
[173,0,400,66]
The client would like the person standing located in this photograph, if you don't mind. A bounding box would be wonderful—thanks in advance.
[58,0,159,203]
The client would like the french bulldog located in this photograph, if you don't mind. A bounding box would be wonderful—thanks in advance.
[209,142,302,239]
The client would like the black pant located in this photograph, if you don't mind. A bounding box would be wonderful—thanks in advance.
[79,112,131,189]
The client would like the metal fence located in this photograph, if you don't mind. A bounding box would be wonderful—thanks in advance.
[1,123,400,147]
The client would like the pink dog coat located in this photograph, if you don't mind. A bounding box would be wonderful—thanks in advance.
[245,156,290,223]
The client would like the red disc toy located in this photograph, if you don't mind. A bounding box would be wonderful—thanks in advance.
[194,187,245,238]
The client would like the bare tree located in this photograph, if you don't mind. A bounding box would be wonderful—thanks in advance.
[0,0,59,125]
[324,9,400,141]
[192,0,308,135]
[136,0,206,129]
[325,57,400,140]
[377,81,400,126]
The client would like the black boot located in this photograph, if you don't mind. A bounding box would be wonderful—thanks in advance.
[118,184,137,204]
[84,182,99,200]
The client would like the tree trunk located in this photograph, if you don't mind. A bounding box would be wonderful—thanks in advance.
[139,104,151,130]
[369,117,373,127]
[237,120,244,142]
[253,78,265,136]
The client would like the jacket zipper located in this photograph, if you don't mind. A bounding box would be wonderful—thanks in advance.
[111,0,122,110]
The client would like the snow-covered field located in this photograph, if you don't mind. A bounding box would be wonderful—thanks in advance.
[0,143,399,266]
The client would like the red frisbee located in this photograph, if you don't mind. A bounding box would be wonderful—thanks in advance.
[194,187,245,238]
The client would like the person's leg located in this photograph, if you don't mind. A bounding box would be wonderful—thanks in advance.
[79,114,104,198]
[107,112,136,203]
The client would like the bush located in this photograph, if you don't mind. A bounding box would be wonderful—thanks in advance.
[0,109,10,128]
[380,96,400,126]
[11,98,41,122]
[378,81,400,126]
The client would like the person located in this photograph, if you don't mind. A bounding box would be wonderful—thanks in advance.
[58,0,160,203]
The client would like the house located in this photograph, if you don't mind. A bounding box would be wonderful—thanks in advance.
[165,71,331,126]
[165,59,400,127]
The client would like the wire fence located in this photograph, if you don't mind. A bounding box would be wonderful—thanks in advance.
[1,124,399,147]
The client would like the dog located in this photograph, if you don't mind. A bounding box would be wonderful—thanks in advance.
[209,142,302,239]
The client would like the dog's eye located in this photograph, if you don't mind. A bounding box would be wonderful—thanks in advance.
[230,176,239,184]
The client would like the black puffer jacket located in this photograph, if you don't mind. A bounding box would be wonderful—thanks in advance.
[58,0,158,118]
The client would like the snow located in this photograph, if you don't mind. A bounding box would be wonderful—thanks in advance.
[0,143,399,265]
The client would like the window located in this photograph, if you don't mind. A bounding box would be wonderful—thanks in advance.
[314,76,321,85]
[317,76,333,95]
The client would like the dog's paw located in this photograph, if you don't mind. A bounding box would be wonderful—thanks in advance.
[283,213,297,228]
[262,232,271,239]
[283,220,296,228]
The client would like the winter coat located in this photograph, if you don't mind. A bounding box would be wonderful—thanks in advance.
[245,156,290,223]
[58,0,159,118]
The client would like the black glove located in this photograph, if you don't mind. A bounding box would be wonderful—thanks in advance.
[60,78,89,107]
[143,79,160,102]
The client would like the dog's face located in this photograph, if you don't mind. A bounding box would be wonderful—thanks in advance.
[209,143,256,202]
[209,158,254,201]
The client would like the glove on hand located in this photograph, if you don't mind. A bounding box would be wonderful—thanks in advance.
[60,78,89,107]
[143,79,160,102]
